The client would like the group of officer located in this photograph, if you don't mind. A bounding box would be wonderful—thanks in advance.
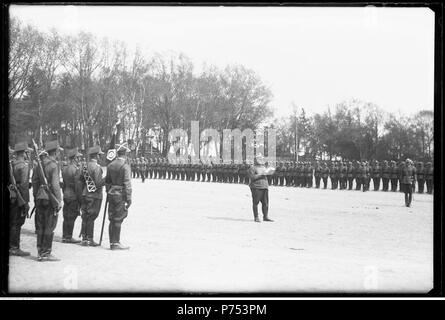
[129,157,434,194]
[8,140,132,261]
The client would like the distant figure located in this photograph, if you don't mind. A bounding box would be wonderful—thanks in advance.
[400,159,417,207]
[247,155,274,223]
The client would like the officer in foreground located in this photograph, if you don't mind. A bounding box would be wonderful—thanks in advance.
[247,155,275,223]
[105,143,132,250]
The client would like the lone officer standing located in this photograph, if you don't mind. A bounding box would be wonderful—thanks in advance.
[32,141,63,261]
[61,147,83,243]
[247,155,274,223]
[400,159,417,207]
[9,142,32,256]
[80,146,105,247]
[105,143,132,250]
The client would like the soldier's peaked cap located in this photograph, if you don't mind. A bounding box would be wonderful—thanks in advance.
[67,147,82,158]
[116,142,130,153]
[14,141,32,152]
[88,145,104,155]
[44,140,60,152]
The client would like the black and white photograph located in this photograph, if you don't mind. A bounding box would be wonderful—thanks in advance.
[2,3,441,298]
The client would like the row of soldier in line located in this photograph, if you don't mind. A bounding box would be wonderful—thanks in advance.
[128,158,434,194]
[8,141,132,261]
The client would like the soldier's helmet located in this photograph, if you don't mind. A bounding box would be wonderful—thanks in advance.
[426,162,432,166]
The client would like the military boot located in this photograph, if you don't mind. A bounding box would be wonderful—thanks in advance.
[110,243,130,250]
[9,248,30,257]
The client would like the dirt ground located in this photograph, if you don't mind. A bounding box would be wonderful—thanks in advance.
[8,178,433,294]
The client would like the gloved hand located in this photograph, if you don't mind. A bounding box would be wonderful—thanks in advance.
[126,199,132,209]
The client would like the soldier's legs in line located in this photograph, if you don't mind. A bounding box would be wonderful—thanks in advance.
[418,180,424,193]
[322,178,327,189]
[9,205,26,251]
[307,178,313,188]
[42,208,58,255]
[331,179,335,190]
[426,180,433,194]
[62,199,80,239]
[108,196,128,245]
[34,202,47,256]
[81,197,102,241]
[363,179,366,191]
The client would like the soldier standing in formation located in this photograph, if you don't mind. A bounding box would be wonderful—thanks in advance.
[314,161,321,188]
[390,161,399,192]
[61,147,83,244]
[425,162,433,194]
[9,142,32,256]
[346,162,354,190]
[381,160,390,191]
[80,146,105,247]
[416,162,425,193]
[32,141,63,261]
[339,162,347,190]
[105,143,132,250]
[400,159,417,207]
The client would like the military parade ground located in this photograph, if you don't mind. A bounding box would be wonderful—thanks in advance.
[9,167,433,293]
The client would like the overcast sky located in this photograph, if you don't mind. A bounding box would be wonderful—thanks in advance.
[10,5,435,118]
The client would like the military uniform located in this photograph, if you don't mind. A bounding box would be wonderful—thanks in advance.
[306,163,313,188]
[339,163,347,190]
[105,143,132,250]
[346,162,354,190]
[32,141,63,260]
[61,148,83,243]
[248,156,273,222]
[330,163,338,190]
[321,164,329,189]
[400,159,416,207]
[79,146,105,246]
[425,162,433,194]
[371,161,381,191]
[390,161,399,192]
[314,162,321,188]
[361,162,371,192]
[381,161,390,191]
[9,142,32,256]
[416,162,425,193]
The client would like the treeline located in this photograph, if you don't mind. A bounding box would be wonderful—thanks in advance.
[8,17,272,155]
[9,17,433,161]
[274,101,433,161]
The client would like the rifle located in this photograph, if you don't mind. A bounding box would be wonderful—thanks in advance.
[8,160,27,209]
[31,139,61,212]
